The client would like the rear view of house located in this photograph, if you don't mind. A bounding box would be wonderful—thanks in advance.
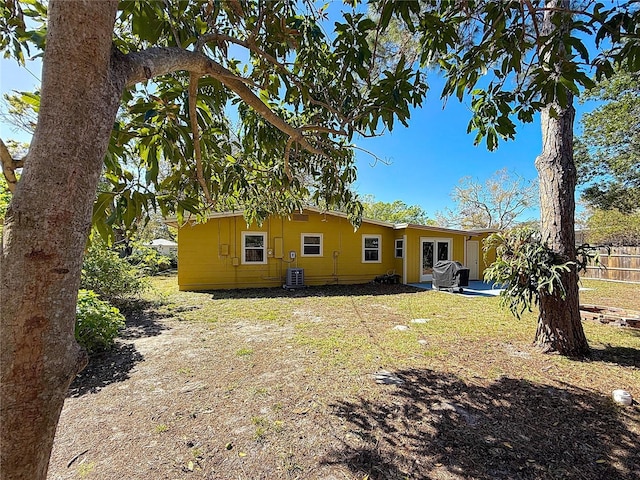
[174,208,495,290]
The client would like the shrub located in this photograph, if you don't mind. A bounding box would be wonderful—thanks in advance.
[483,227,573,318]
[483,227,599,318]
[75,289,126,354]
[81,240,147,303]
[127,243,176,275]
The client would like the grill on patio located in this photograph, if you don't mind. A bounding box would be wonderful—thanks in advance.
[432,260,470,293]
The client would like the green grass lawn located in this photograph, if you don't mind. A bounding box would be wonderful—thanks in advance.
[51,275,638,479]
[144,275,639,394]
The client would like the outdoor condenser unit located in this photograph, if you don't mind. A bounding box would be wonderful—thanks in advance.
[285,268,304,289]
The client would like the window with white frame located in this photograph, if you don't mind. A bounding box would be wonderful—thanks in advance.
[301,233,323,257]
[395,239,404,258]
[362,234,382,263]
[241,232,267,264]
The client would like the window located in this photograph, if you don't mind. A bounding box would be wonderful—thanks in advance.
[395,239,404,258]
[301,233,323,257]
[242,232,267,264]
[362,234,382,263]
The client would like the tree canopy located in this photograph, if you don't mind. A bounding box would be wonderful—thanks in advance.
[361,194,433,224]
[1,0,428,238]
[436,168,538,230]
[376,0,639,149]
[584,208,640,246]
[575,71,640,212]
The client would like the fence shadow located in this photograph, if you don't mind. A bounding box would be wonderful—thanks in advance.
[324,369,639,480]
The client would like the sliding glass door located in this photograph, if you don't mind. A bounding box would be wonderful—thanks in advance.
[420,237,452,281]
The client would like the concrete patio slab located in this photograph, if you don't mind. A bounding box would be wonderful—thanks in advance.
[408,281,504,297]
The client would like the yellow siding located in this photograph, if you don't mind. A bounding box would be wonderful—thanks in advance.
[399,229,467,284]
[177,210,498,290]
[178,211,398,290]
[475,232,496,279]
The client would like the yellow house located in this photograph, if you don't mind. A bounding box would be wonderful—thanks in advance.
[175,208,496,291]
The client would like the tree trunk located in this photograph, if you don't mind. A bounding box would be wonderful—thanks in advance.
[532,0,589,357]
[0,2,124,479]
[535,98,589,356]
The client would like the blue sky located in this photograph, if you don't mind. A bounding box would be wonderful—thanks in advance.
[1,47,596,223]
[352,72,545,220]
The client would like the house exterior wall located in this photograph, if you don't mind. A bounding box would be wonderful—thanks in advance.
[395,229,495,284]
[177,211,398,290]
[478,233,496,278]
[177,210,497,290]
[400,228,464,283]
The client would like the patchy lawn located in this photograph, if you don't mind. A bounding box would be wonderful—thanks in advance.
[49,276,639,479]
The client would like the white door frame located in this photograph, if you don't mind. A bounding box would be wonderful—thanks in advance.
[466,240,480,281]
[420,237,452,282]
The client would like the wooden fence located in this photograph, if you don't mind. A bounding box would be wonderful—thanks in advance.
[581,246,640,283]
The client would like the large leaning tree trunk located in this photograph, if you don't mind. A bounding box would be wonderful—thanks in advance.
[1,1,358,478]
[0,2,124,479]
[533,0,589,357]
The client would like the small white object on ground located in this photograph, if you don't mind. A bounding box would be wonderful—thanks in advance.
[612,389,633,406]
[393,325,410,331]
[417,339,428,346]
[373,370,404,385]
[411,318,430,324]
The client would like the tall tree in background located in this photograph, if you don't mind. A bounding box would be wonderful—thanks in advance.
[0,2,427,479]
[584,208,640,246]
[361,194,433,224]
[382,0,639,355]
[436,168,538,230]
[575,71,640,212]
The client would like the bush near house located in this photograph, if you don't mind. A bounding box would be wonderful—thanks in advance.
[80,240,148,303]
[128,242,177,275]
[75,289,125,354]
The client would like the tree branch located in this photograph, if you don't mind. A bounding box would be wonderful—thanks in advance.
[188,72,212,204]
[196,33,347,123]
[300,125,348,136]
[0,138,25,193]
[122,47,327,158]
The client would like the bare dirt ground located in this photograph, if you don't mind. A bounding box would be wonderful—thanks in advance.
[48,280,639,480]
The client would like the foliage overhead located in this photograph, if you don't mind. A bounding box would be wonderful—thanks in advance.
[376,0,640,150]
[575,71,640,212]
[1,0,429,240]
[436,168,538,230]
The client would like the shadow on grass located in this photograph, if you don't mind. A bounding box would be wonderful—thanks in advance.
[68,342,143,398]
[118,299,172,340]
[590,344,640,368]
[324,369,639,480]
[69,300,171,397]
[204,283,426,300]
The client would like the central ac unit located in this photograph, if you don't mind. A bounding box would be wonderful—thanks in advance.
[285,268,304,289]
